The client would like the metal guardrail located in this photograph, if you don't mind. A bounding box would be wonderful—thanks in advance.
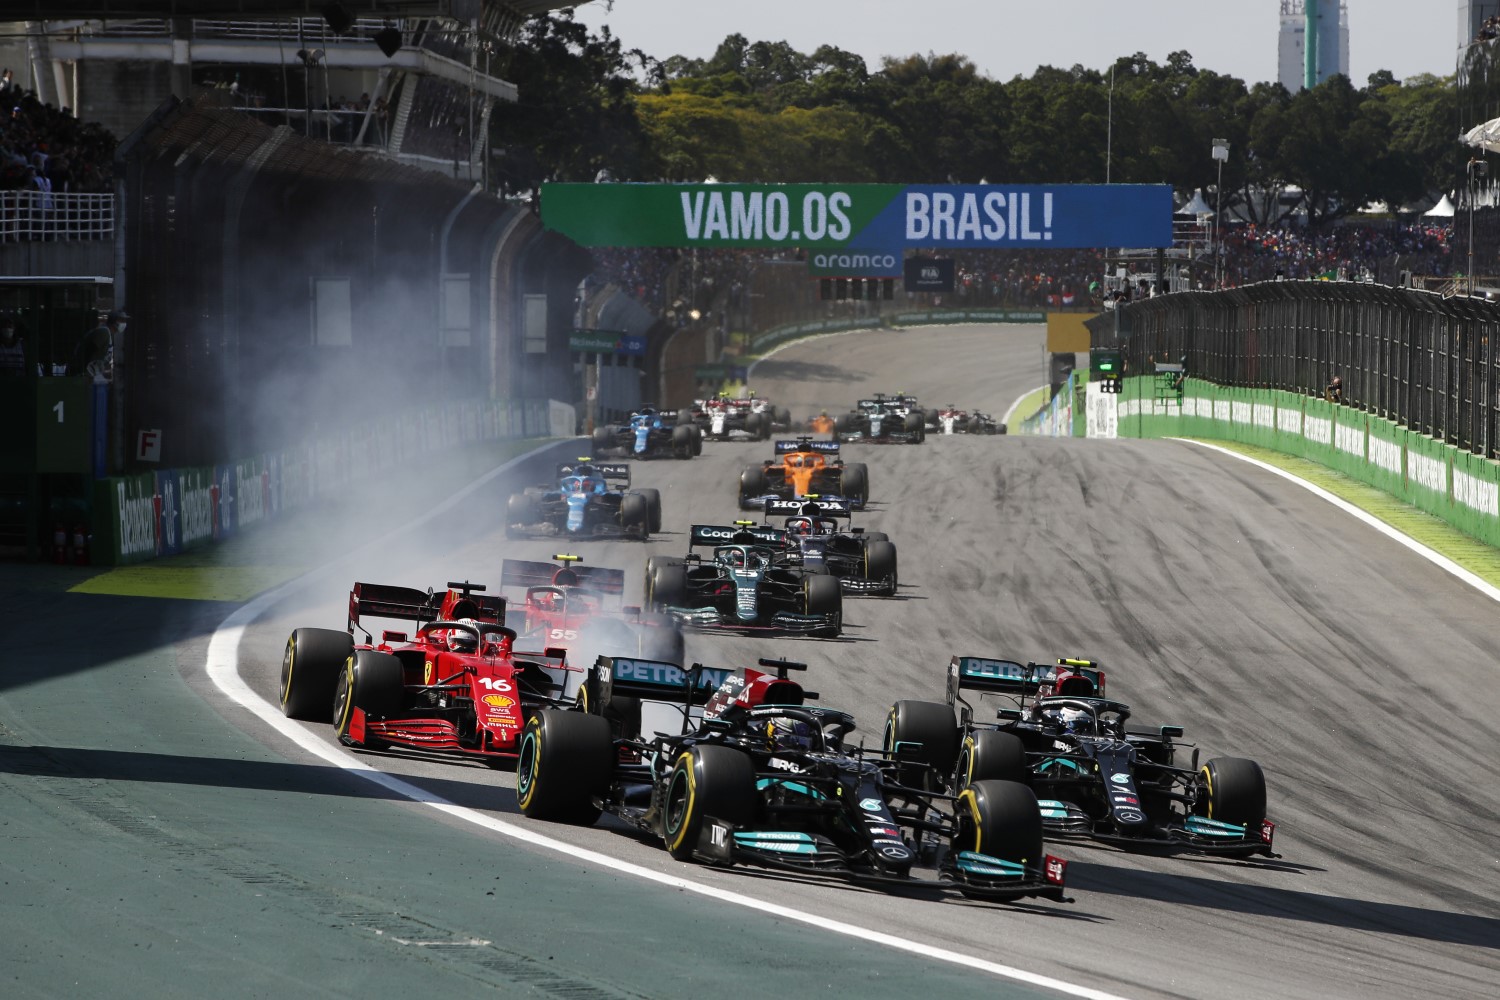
[0,192,115,243]
[1091,280,1500,459]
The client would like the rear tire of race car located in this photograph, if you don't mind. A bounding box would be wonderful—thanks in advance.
[1196,757,1267,828]
[662,745,758,862]
[636,487,663,533]
[840,463,868,504]
[280,627,353,721]
[834,413,854,438]
[637,615,686,665]
[883,700,959,791]
[863,539,898,594]
[591,426,614,454]
[739,465,768,508]
[647,559,687,612]
[903,412,924,439]
[861,531,889,543]
[621,493,650,538]
[803,572,842,636]
[671,423,695,459]
[333,649,404,743]
[953,779,1044,872]
[775,407,790,429]
[505,493,536,539]
[691,424,703,456]
[956,730,1027,789]
[515,710,615,824]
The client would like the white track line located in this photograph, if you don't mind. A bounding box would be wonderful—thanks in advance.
[203,439,1130,1000]
[1171,438,1500,603]
[1002,384,1051,428]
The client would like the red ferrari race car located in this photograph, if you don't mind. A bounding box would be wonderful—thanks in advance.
[501,554,686,665]
[279,580,581,762]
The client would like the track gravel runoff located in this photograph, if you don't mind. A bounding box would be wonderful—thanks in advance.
[5,323,1498,998]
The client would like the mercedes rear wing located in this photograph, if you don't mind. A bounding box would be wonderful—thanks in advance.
[947,655,1107,722]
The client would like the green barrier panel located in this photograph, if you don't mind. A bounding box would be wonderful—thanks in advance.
[1404,429,1450,514]
[95,471,158,566]
[1452,449,1500,538]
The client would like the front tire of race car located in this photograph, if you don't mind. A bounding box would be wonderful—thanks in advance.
[280,627,354,721]
[863,539,898,594]
[333,649,404,744]
[803,572,842,637]
[636,487,663,534]
[840,463,868,504]
[1196,757,1267,828]
[591,426,614,454]
[646,559,687,612]
[621,493,651,538]
[952,779,1044,883]
[662,745,758,862]
[516,711,615,824]
[505,493,536,539]
[739,465,768,508]
[883,700,959,791]
[956,730,1027,789]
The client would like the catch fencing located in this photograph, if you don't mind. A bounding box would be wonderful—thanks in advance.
[1091,281,1500,460]
[0,192,115,243]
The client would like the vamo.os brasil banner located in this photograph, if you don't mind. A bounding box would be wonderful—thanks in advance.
[540,183,1172,249]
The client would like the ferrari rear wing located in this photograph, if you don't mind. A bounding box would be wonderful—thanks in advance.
[348,583,439,632]
[500,558,626,596]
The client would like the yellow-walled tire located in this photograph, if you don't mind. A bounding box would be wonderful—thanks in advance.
[280,628,352,721]
[661,745,756,862]
[515,711,614,823]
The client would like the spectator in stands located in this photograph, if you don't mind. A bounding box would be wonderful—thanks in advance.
[0,313,26,376]
[1325,375,1343,404]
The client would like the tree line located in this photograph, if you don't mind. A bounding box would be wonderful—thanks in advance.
[489,13,1461,229]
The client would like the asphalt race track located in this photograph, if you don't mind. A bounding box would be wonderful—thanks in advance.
[4,322,1499,999]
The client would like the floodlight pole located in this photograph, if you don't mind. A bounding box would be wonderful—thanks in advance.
[1211,139,1230,290]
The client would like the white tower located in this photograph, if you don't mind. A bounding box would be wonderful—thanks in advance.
[1278,0,1351,91]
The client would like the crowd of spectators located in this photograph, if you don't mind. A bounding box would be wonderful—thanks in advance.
[0,70,118,195]
[585,221,1457,331]
[1220,222,1453,285]
[1477,15,1500,42]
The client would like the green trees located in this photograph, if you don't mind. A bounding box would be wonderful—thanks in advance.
[492,16,1460,222]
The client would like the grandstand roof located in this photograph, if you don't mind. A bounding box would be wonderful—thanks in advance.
[0,2,573,19]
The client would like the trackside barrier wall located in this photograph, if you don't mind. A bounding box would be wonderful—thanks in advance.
[1017,371,1080,437]
[92,397,574,566]
[1110,376,1500,547]
[748,309,1047,356]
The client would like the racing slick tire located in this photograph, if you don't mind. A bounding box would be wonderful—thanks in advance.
[636,487,663,534]
[591,425,615,454]
[671,423,696,459]
[516,710,615,823]
[952,779,1044,887]
[637,614,687,664]
[333,649,404,744]
[739,465,769,508]
[646,558,688,612]
[956,730,1027,789]
[1196,757,1267,828]
[839,463,869,504]
[505,493,537,539]
[863,539,898,594]
[861,531,889,544]
[803,572,842,637]
[834,413,855,440]
[280,627,354,721]
[883,700,959,791]
[621,493,651,538]
[691,424,704,456]
[903,412,925,440]
[774,406,791,429]
[662,744,758,862]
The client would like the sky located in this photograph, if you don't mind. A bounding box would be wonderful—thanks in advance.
[572,0,1460,88]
